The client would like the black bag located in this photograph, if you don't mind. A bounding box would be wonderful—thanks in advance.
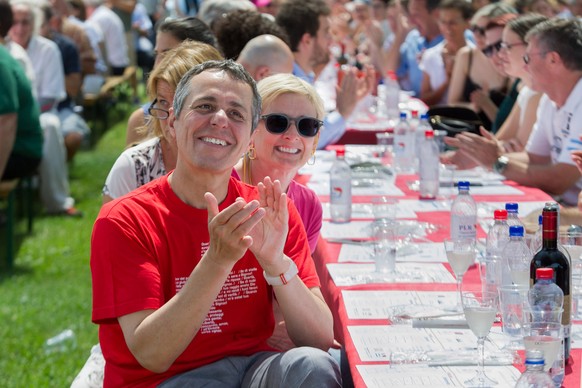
[427,105,483,137]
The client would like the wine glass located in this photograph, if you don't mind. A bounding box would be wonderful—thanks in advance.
[444,238,476,311]
[461,290,498,387]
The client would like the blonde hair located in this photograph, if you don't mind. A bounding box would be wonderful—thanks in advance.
[144,41,223,138]
[257,73,325,120]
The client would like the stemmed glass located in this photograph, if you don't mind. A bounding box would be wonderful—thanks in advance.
[444,238,476,312]
[461,290,498,387]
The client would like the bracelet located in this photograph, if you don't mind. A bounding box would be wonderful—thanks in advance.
[263,259,298,286]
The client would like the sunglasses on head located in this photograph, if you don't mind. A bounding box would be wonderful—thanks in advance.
[261,114,323,138]
[482,40,503,58]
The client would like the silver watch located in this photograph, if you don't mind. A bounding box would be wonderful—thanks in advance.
[493,155,509,174]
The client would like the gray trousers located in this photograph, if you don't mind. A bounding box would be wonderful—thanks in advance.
[158,347,342,388]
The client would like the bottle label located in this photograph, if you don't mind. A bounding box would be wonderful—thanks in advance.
[451,215,477,240]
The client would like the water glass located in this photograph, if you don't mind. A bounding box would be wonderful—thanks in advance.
[522,321,564,385]
[559,230,582,319]
[372,197,398,223]
[478,255,502,298]
[373,220,397,275]
[375,132,393,159]
[498,284,529,350]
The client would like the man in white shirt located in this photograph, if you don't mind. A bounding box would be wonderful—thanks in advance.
[489,18,582,206]
[9,0,81,217]
[85,0,129,75]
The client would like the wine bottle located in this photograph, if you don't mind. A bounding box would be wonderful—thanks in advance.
[530,202,572,362]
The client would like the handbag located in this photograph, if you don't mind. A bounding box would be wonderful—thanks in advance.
[427,105,483,137]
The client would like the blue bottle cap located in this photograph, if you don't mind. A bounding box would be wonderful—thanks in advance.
[457,181,470,190]
[505,203,518,212]
[538,214,543,224]
[399,112,407,119]
[420,113,429,120]
[509,225,524,237]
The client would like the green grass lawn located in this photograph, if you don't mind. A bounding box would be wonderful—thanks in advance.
[0,111,130,387]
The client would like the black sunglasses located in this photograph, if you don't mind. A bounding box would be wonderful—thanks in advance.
[261,114,323,138]
[482,40,503,58]
[470,25,486,36]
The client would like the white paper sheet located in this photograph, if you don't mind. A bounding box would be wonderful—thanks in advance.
[356,364,520,388]
[398,199,451,212]
[326,263,456,285]
[467,185,524,196]
[322,220,431,240]
[307,173,405,197]
[338,242,447,263]
[321,202,418,220]
[341,290,457,320]
[347,325,499,362]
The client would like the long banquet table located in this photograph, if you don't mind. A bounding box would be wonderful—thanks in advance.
[299,147,581,387]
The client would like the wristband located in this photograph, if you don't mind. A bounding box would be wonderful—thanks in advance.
[263,259,298,286]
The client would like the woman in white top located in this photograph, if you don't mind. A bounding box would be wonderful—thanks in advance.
[102,41,223,203]
[443,14,548,169]
[419,0,474,106]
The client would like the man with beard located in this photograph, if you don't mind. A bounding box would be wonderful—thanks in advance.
[276,0,375,148]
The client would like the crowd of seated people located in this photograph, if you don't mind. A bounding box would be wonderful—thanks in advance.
[4,0,582,386]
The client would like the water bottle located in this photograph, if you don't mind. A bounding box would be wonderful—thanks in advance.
[393,112,415,174]
[416,113,431,154]
[506,203,525,228]
[450,181,476,241]
[528,267,565,386]
[530,203,571,363]
[330,147,352,223]
[502,225,531,287]
[418,130,439,200]
[514,349,554,388]
[408,110,420,172]
[529,268,564,318]
[44,329,77,354]
[383,70,400,121]
[531,214,543,254]
[486,209,510,258]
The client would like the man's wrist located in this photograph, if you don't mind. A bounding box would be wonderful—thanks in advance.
[263,257,298,286]
[493,155,509,174]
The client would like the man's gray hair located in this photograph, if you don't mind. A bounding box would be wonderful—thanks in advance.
[526,18,582,72]
[173,59,262,132]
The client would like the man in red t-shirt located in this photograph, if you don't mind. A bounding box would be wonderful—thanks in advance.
[91,60,341,387]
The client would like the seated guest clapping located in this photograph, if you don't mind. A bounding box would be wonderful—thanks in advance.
[91,59,340,386]
[235,73,324,254]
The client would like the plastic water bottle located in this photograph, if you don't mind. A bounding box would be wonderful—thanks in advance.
[502,225,531,286]
[506,203,524,228]
[393,112,415,174]
[514,349,554,388]
[528,267,565,386]
[450,181,476,241]
[486,209,510,258]
[418,130,439,200]
[383,70,400,121]
[416,113,431,154]
[330,147,352,223]
[529,267,564,317]
[44,329,77,354]
[531,214,543,254]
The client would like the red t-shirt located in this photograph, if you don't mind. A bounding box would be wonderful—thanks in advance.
[91,175,320,387]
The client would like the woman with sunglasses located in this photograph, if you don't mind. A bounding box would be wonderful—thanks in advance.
[447,3,515,129]
[234,73,325,255]
[443,14,547,169]
[102,41,223,204]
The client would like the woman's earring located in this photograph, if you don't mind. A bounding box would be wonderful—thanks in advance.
[307,151,316,165]
[248,144,257,160]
